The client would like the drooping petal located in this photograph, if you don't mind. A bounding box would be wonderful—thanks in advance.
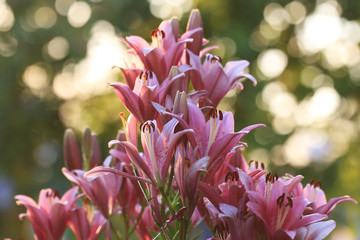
[108,140,156,183]
[108,83,144,122]
[85,166,153,184]
[315,196,357,215]
[198,181,225,211]
[294,220,336,240]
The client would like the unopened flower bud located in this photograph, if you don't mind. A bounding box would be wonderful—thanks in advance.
[82,127,92,171]
[90,134,101,169]
[173,91,188,122]
[63,129,82,170]
[186,9,203,56]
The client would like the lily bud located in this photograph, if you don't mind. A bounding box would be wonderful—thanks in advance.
[82,127,92,171]
[89,134,102,169]
[63,129,82,170]
[186,9,203,56]
[168,66,182,97]
[173,91,189,122]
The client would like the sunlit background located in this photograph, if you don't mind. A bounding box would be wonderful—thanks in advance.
[1,0,359,239]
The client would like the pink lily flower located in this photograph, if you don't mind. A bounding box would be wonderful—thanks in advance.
[187,51,257,107]
[120,15,203,83]
[109,70,184,122]
[297,180,358,218]
[15,187,80,240]
[69,207,107,240]
[62,162,122,219]
[88,118,193,186]
[244,173,328,239]
[166,106,264,180]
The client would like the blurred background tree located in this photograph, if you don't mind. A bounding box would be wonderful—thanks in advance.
[1,0,359,239]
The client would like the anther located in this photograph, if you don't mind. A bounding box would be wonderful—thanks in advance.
[266,172,271,182]
[211,55,222,64]
[150,122,156,132]
[310,179,321,188]
[218,110,223,120]
[274,173,279,180]
[276,193,285,207]
[261,162,265,170]
[225,172,231,182]
[209,108,217,119]
[150,29,165,39]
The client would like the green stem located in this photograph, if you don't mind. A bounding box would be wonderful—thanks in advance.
[179,217,189,240]
[110,219,122,240]
[122,214,129,240]
[159,185,176,217]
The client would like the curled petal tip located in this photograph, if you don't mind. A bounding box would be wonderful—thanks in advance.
[108,140,121,148]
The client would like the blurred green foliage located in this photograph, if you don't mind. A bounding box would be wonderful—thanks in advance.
[1,0,359,239]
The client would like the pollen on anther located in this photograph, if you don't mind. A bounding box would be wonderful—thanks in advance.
[276,193,285,207]
[219,110,223,120]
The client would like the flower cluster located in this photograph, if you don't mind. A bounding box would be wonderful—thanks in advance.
[15,9,356,240]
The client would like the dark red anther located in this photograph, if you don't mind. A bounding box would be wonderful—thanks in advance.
[150,122,156,132]
[225,172,231,182]
[211,55,222,64]
[265,172,271,183]
[310,179,315,186]
[261,162,265,170]
[209,108,217,119]
[277,193,285,207]
[234,171,239,181]
[218,110,223,120]
[150,28,165,39]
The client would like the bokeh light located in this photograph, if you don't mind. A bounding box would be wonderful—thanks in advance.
[67,1,91,28]
[0,1,14,32]
[22,64,49,97]
[45,36,69,60]
[34,6,57,29]
[148,0,193,19]
[257,49,288,79]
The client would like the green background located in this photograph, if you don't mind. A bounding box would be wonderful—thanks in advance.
[1,0,359,238]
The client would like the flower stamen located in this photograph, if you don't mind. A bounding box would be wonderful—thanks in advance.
[206,108,223,155]
[150,28,165,48]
